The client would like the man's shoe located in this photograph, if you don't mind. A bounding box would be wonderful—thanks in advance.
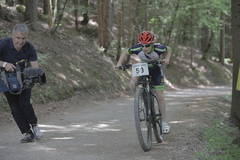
[20,132,34,143]
[162,121,170,134]
[31,124,43,140]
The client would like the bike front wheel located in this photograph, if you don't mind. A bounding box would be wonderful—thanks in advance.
[134,87,152,152]
[151,95,163,143]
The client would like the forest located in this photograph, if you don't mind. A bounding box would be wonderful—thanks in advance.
[1,0,236,121]
[0,0,240,159]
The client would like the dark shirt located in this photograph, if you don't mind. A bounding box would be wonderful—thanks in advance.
[0,38,37,69]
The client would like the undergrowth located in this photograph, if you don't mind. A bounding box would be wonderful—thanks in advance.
[197,95,240,160]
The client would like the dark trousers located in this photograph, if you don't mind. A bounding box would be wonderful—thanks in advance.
[4,89,37,134]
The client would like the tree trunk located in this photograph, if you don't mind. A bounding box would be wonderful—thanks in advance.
[98,0,103,47]
[143,0,148,30]
[50,0,68,34]
[108,0,114,32]
[97,0,109,50]
[201,26,213,60]
[0,5,3,19]
[219,13,226,65]
[116,0,124,60]
[43,0,50,15]
[165,0,180,45]
[128,0,138,46]
[25,0,38,30]
[47,0,53,28]
[190,1,194,68]
[51,0,58,27]
[73,0,79,30]
[231,0,240,122]
[79,0,89,26]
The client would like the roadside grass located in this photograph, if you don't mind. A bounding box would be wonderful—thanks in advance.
[198,120,240,160]
[197,95,240,160]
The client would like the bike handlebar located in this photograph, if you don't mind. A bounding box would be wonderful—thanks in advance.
[117,60,165,71]
[117,64,132,71]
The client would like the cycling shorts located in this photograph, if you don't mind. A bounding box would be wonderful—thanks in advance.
[149,65,164,90]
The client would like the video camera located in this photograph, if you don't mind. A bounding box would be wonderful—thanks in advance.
[0,60,46,94]
[22,67,46,89]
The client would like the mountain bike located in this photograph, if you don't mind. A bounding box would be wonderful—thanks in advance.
[118,60,164,152]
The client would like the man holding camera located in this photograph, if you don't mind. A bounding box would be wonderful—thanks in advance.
[0,24,42,143]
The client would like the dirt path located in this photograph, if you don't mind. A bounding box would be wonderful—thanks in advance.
[0,86,231,160]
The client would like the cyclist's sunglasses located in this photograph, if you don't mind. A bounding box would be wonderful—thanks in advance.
[142,44,152,48]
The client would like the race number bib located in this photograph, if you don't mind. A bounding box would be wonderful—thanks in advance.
[132,63,149,77]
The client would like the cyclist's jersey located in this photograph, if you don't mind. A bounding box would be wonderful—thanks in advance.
[128,43,167,90]
[128,43,167,62]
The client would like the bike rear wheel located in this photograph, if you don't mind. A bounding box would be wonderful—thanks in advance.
[151,95,163,143]
[134,87,152,152]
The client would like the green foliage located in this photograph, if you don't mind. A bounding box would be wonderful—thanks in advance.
[38,14,49,22]
[16,5,25,14]
[0,96,9,112]
[0,29,7,38]
[146,0,230,52]
[38,53,49,65]
[221,94,232,103]
[66,3,95,15]
[198,120,240,160]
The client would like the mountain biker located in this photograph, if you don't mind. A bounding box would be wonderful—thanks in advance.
[0,24,43,143]
[116,31,171,134]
